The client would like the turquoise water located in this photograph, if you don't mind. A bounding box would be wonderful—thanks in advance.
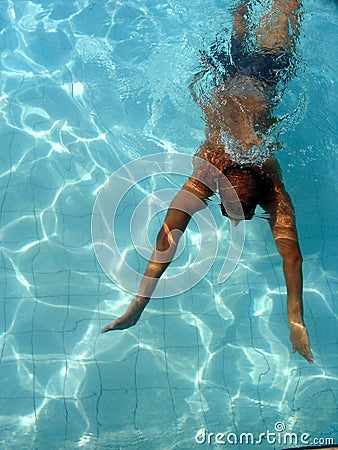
[0,0,337,449]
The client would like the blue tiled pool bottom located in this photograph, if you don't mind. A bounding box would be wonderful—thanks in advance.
[0,0,337,449]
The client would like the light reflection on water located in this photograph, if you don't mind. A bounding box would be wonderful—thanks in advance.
[0,0,337,448]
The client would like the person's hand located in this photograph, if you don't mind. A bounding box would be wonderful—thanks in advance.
[289,321,313,363]
[100,297,145,333]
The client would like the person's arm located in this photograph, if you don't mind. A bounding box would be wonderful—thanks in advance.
[273,237,313,363]
[101,185,209,333]
[261,162,313,363]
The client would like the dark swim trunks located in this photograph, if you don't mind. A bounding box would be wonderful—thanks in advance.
[200,37,292,87]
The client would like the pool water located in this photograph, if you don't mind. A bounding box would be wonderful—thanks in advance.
[0,0,337,449]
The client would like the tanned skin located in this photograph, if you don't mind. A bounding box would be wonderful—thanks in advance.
[101,0,313,364]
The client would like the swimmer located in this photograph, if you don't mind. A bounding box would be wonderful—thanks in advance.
[101,0,313,364]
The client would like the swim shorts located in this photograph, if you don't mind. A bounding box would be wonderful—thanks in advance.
[200,37,292,87]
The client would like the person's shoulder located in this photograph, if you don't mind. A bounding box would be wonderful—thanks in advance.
[262,158,283,181]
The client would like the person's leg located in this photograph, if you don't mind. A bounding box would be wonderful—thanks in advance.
[255,0,302,51]
[202,1,302,152]
[232,1,250,43]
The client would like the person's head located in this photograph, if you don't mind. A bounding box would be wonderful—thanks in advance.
[219,167,264,224]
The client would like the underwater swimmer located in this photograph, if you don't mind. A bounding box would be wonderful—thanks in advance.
[101,0,313,364]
